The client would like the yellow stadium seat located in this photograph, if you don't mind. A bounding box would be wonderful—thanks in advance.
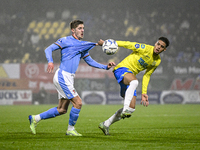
[48,28,55,35]
[44,34,50,40]
[28,20,37,29]
[52,21,59,28]
[53,34,58,39]
[36,21,44,30]
[59,22,66,28]
[56,28,63,35]
[21,53,30,63]
[44,21,52,29]
[63,27,70,35]
[33,28,39,33]
[40,28,47,35]
[4,59,10,63]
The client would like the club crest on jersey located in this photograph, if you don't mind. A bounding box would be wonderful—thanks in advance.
[58,39,62,43]
[141,44,145,49]
[73,89,77,94]
[135,44,140,49]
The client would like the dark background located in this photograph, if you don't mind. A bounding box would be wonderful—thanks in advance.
[0,0,199,104]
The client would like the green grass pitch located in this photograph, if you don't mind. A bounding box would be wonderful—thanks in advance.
[0,104,200,150]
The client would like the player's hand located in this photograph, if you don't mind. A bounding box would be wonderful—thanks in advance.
[140,94,149,107]
[107,62,116,69]
[97,39,104,46]
[47,62,54,73]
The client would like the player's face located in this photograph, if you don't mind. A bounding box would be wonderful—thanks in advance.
[72,24,84,40]
[153,40,167,55]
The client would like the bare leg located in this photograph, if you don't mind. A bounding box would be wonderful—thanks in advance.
[57,98,71,114]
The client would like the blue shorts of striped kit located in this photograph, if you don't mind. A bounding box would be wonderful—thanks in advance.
[53,68,78,100]
[113,67,137,98]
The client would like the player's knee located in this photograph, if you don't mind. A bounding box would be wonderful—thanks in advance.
[73,102,82,109]
[72,96,82,109]
[130,80,139,87]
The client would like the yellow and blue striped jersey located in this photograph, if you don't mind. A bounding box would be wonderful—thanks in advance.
[114,41,161,94]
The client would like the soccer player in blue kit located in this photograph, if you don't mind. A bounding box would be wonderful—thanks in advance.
[28,20,116,136]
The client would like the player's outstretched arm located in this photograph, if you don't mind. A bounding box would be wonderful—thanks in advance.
[97,39,105,46]
[107,62,116,69]
[140,94,149,107]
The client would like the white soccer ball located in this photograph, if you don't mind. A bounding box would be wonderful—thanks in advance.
[102,39,118,55]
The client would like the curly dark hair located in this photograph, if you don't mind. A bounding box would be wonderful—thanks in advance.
[159,37,170,48]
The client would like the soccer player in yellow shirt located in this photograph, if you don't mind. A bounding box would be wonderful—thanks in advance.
[98,37,170,135]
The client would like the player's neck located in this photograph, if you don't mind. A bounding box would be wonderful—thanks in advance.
[72,34,79,40]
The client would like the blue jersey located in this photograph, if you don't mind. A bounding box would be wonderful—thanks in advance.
[45,35,107,74]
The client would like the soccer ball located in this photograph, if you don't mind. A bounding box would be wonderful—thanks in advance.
[102,39,118,55]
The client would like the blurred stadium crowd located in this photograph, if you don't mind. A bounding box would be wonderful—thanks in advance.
[0,1,199,64]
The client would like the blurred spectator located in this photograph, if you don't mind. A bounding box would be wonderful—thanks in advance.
[30,30,40,48]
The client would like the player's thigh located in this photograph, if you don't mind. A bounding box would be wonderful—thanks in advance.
[123,73,137,85]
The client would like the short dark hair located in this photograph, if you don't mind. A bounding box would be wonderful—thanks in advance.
[70,20,84,29]
[159,37,170,48]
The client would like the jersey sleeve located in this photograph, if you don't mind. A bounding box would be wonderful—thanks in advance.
[54,37,67,49]
[116,41,138,51]
[142,66,157,94]
[83,55,108,70]
[116,41,148,53]
[44,44,60,63]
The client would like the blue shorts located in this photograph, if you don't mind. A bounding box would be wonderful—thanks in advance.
[53,68,78,100]
[113,67,137,98]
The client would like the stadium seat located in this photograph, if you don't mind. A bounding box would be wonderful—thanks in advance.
[27,20,37,32]
[40,28,47,36]
[36,21,44,29]
[44,21,52,29]
[59,22,66,28]
[52,21,59,28]
[21,53,31,63]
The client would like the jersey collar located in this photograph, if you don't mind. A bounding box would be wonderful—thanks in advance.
[72,34,79,40]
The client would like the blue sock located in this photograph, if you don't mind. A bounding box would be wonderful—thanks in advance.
[69,107,81,126]
[40,107,60,120]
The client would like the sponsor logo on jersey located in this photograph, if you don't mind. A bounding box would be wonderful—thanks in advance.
[141,44,145,49]
[145,55,150,59]
[152,61,156,66]
[135,44,140,49]
[138,57,148,69]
